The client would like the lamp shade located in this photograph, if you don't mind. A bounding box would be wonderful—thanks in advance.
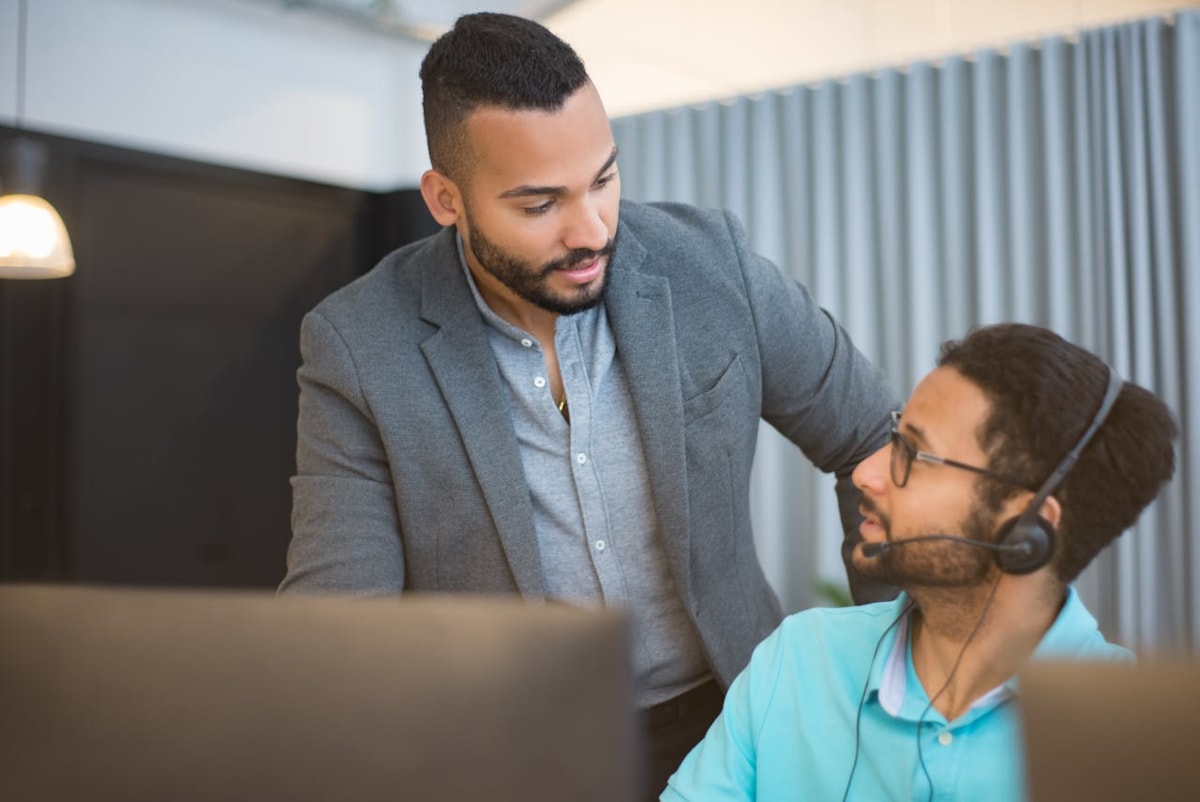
[0,193,75,278]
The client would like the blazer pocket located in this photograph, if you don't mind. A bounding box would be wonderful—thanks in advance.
[681,354,755,625]
[682,354,747,428]
[681,354,751,539]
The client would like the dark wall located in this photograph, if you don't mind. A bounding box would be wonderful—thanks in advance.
[0,129,438,588]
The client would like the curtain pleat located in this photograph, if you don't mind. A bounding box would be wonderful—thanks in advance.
[1178,9,1200,648]
[612,10,1199,650]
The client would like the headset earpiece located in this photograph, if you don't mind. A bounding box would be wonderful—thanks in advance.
[991,365,1124,577]
[993,515,1055,575]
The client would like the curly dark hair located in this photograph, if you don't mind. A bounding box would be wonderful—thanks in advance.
[419,13,590,181]
[938,323,1178,582]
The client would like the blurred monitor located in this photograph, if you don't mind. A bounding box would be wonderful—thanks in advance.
[0,584,635,802]
[1019,658,1200,802]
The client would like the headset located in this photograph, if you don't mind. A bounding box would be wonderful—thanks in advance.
[862,365,1124,575]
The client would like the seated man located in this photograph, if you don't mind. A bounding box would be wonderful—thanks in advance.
[662,323,1178,801]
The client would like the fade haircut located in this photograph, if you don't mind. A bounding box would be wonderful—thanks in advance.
[938,323,1178,582]
[419,13,590,181]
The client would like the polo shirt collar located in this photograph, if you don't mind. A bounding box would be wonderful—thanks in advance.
[872,593,1014,721]
[870,586,1104,718]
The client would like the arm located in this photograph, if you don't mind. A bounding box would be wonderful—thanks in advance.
[279,310,405,594]
[728,211,899,604]
[660,711,754,802]
[661,623,790,801]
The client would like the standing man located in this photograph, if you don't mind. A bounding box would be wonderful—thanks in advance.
[663,323,1178,801]
[280,12,897,797]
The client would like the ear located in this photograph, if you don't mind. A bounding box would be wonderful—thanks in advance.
[1037,495,1063,531]
[420,169,463,227]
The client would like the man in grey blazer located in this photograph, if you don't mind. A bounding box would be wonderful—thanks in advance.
[280,12,898,799]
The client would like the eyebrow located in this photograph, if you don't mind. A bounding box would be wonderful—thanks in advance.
[497,146,619,200]
[904,418,981,467]
[900,420,934,451]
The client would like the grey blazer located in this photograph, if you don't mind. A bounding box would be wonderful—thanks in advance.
[282,200,898,686]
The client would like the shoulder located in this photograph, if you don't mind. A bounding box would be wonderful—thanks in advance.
[1035,587,1136,662]
[779,598,908,640]
[618,199,738,242]
[613,200,758,292]
[760,598,911,670]
[308,227,457,327]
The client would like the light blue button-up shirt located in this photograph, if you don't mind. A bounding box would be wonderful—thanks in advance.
[663,587,1131,801]
[455,237,709,707]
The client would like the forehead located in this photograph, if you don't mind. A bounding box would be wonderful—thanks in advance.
[902,366,994,458]
[461,82,615,192]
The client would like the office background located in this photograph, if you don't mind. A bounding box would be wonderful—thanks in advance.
[1,0,1195,652]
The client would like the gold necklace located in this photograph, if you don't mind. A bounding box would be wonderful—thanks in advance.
[556,392,568,413]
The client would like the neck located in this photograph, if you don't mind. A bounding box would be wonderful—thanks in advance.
[465,259,558,342]
[908,574,1064,720]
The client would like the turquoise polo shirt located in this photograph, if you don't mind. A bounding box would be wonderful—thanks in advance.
[662,588,1131,801]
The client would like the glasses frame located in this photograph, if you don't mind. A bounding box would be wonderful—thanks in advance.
[888,411,1033,490]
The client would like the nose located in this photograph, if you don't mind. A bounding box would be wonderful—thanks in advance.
[852,443,891,495]
[562,197,610,252]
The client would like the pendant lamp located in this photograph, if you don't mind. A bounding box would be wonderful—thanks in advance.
[0,0,74,279]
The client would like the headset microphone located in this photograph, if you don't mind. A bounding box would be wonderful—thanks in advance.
[859,541,888,558]
[860,535,1034,560]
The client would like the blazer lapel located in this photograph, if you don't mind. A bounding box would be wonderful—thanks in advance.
[417,233,544,597]
[604,231,692,596]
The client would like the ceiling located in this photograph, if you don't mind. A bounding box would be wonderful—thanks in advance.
[260,0,580,40]
[270,0,1190,118]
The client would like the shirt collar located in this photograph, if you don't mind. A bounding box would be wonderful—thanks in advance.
[869,595,914,716]
[872,593,1015,719]
[453,232,599,343]
[872,586,1118,719]
[455,233,502,325]
[454,232,547,343]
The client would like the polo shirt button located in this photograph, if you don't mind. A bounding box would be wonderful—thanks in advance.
[577,453,587,464]
[595,540,606,551]
[534,376,546,388]
[521,338,533,348]
[937,731,953,746]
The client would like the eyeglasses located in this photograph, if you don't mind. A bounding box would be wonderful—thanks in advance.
[888,411,1032,489]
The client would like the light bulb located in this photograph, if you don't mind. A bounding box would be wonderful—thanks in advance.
[0,193,75,279]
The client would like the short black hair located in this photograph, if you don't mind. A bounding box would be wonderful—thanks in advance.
[938,323,1178,582]
[419,13,590,180]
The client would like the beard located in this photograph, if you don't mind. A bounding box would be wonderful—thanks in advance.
[857,497,998,589]
[464,209,615,316]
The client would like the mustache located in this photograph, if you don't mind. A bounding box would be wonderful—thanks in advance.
[544,239,616,274]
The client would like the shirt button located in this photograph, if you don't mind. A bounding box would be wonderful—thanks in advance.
[595,540,606,551]
[937,731,953,746]
[520,338,533,348]
[534,376,546,388]
[577,453,587,464]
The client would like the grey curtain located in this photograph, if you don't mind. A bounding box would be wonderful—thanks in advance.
[612,10,1199,651]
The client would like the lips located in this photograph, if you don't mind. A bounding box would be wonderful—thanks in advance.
[858,504,885,539]
[859,520,883,538]
[557,256,605,285]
